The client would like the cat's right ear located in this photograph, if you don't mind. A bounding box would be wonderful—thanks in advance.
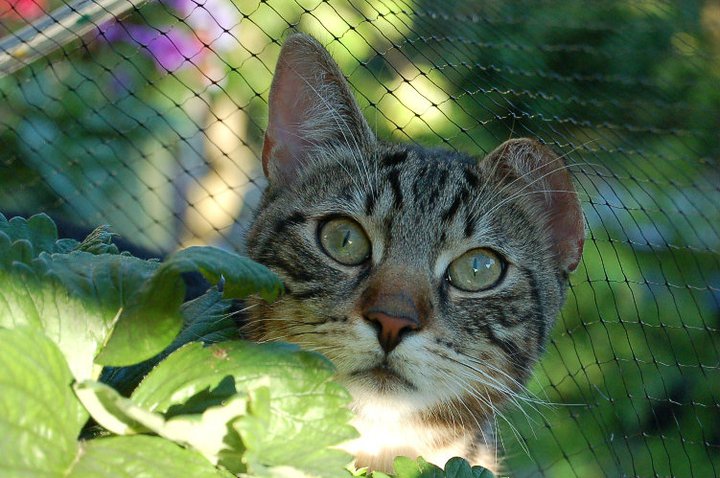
[481,138,585,274]
[262,33,375,185]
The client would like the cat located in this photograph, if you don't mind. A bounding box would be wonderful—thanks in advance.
[244,33,585,473]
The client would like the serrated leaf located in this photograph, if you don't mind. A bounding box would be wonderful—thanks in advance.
[97,246,282,366]
[175,287,240,344]
[100,288,237,396]
[0,218,281,376]
[10,238,33,263]
[131,341,357,477]
[0,250,159,379]
[0,212,70,256]
[0,337,229,477]
[162,246,284,302]
[163,395,249,469]
[36,251,158,303]
[236,404,355,478]
[74,379,249,468]
[0,327,88,476]
[95,264,185,367]
[74,225,120,255]
[67,435,234,478]
[0,267,111,380]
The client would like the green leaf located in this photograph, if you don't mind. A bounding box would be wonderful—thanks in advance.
[94,261,186,367]
[162,246,284,302]
[174,288,240,345]
[0,212,74,257]
[100,288,237,396]
[131,341,357,477]
[442,458,473,478]
[443,458,488,478]
[74,380,164,435]
[74,225,121,255]
[0,250,159,380]
[67,435,234,478]
[0,327,88,476]
[0,216,282,375]
[74,379,249,468]
[235,384,356,477]
[0,332,236,478]
[384,457,494,478]
[97,246,283,366]
[471,467,495,478]
[392,457,445,478]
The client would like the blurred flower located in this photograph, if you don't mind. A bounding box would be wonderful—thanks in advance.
[167,0,240,51]
[98,0,239,82]
[0,0,46,21]
[100,22,203,73]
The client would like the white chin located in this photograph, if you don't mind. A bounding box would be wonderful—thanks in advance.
[340,368,445,418]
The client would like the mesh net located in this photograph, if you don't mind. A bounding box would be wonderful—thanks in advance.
[1,0,719,476]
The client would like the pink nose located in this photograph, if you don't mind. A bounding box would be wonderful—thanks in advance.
[364,309,419,353]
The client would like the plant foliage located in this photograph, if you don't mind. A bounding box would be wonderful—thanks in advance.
[0,212,492,478]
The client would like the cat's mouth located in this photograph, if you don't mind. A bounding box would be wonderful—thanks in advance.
[349,361,417,392]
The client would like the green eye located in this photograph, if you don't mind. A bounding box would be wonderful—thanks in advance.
[319,217,371,266]
[447,248,504,292]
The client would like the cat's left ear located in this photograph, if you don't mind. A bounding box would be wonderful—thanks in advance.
[262,33,375,185]
[481,138,585,273]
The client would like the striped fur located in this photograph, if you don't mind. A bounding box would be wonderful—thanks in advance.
[245,33,584,473]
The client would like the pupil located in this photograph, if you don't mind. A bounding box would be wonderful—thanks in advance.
[342,229,351,248]
[472,257,480,275]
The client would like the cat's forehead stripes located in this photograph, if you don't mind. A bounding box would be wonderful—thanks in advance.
[368,146,492,244]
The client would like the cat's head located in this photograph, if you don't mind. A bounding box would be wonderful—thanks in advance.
[246,33,584,419]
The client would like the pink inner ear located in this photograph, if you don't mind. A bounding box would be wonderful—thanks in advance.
[545,165,585,273]
[485,138,586,273]
[262,60,314,183]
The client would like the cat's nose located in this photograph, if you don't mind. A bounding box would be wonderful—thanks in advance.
[364,307,420,353]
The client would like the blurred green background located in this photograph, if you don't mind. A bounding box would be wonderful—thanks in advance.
[1,0,719,476]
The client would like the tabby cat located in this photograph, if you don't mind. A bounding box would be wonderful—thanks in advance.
[245,33,585,473]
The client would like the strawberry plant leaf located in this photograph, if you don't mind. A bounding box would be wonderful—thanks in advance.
[68,435,234,478]
[97,246,282,366]
[0,327,87,476]
[131,341,357,477]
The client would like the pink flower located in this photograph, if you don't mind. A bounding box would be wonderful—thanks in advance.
[0,0,46,20]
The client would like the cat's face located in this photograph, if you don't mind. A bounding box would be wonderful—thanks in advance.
[247,141,574,408]
[245,33,584,467]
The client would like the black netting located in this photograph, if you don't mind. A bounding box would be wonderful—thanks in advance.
[1,0,719,476]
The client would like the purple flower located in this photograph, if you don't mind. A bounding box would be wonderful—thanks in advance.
[100,22,203,72]
[165,0,239,51]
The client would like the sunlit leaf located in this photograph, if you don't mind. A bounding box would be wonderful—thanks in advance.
[97,246,282,366]
[0,327,88,476]
[131,341,357,477]
[68,435,233,478]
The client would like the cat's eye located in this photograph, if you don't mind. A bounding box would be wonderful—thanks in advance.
[447,248,504,292]
[318,217,371,266]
